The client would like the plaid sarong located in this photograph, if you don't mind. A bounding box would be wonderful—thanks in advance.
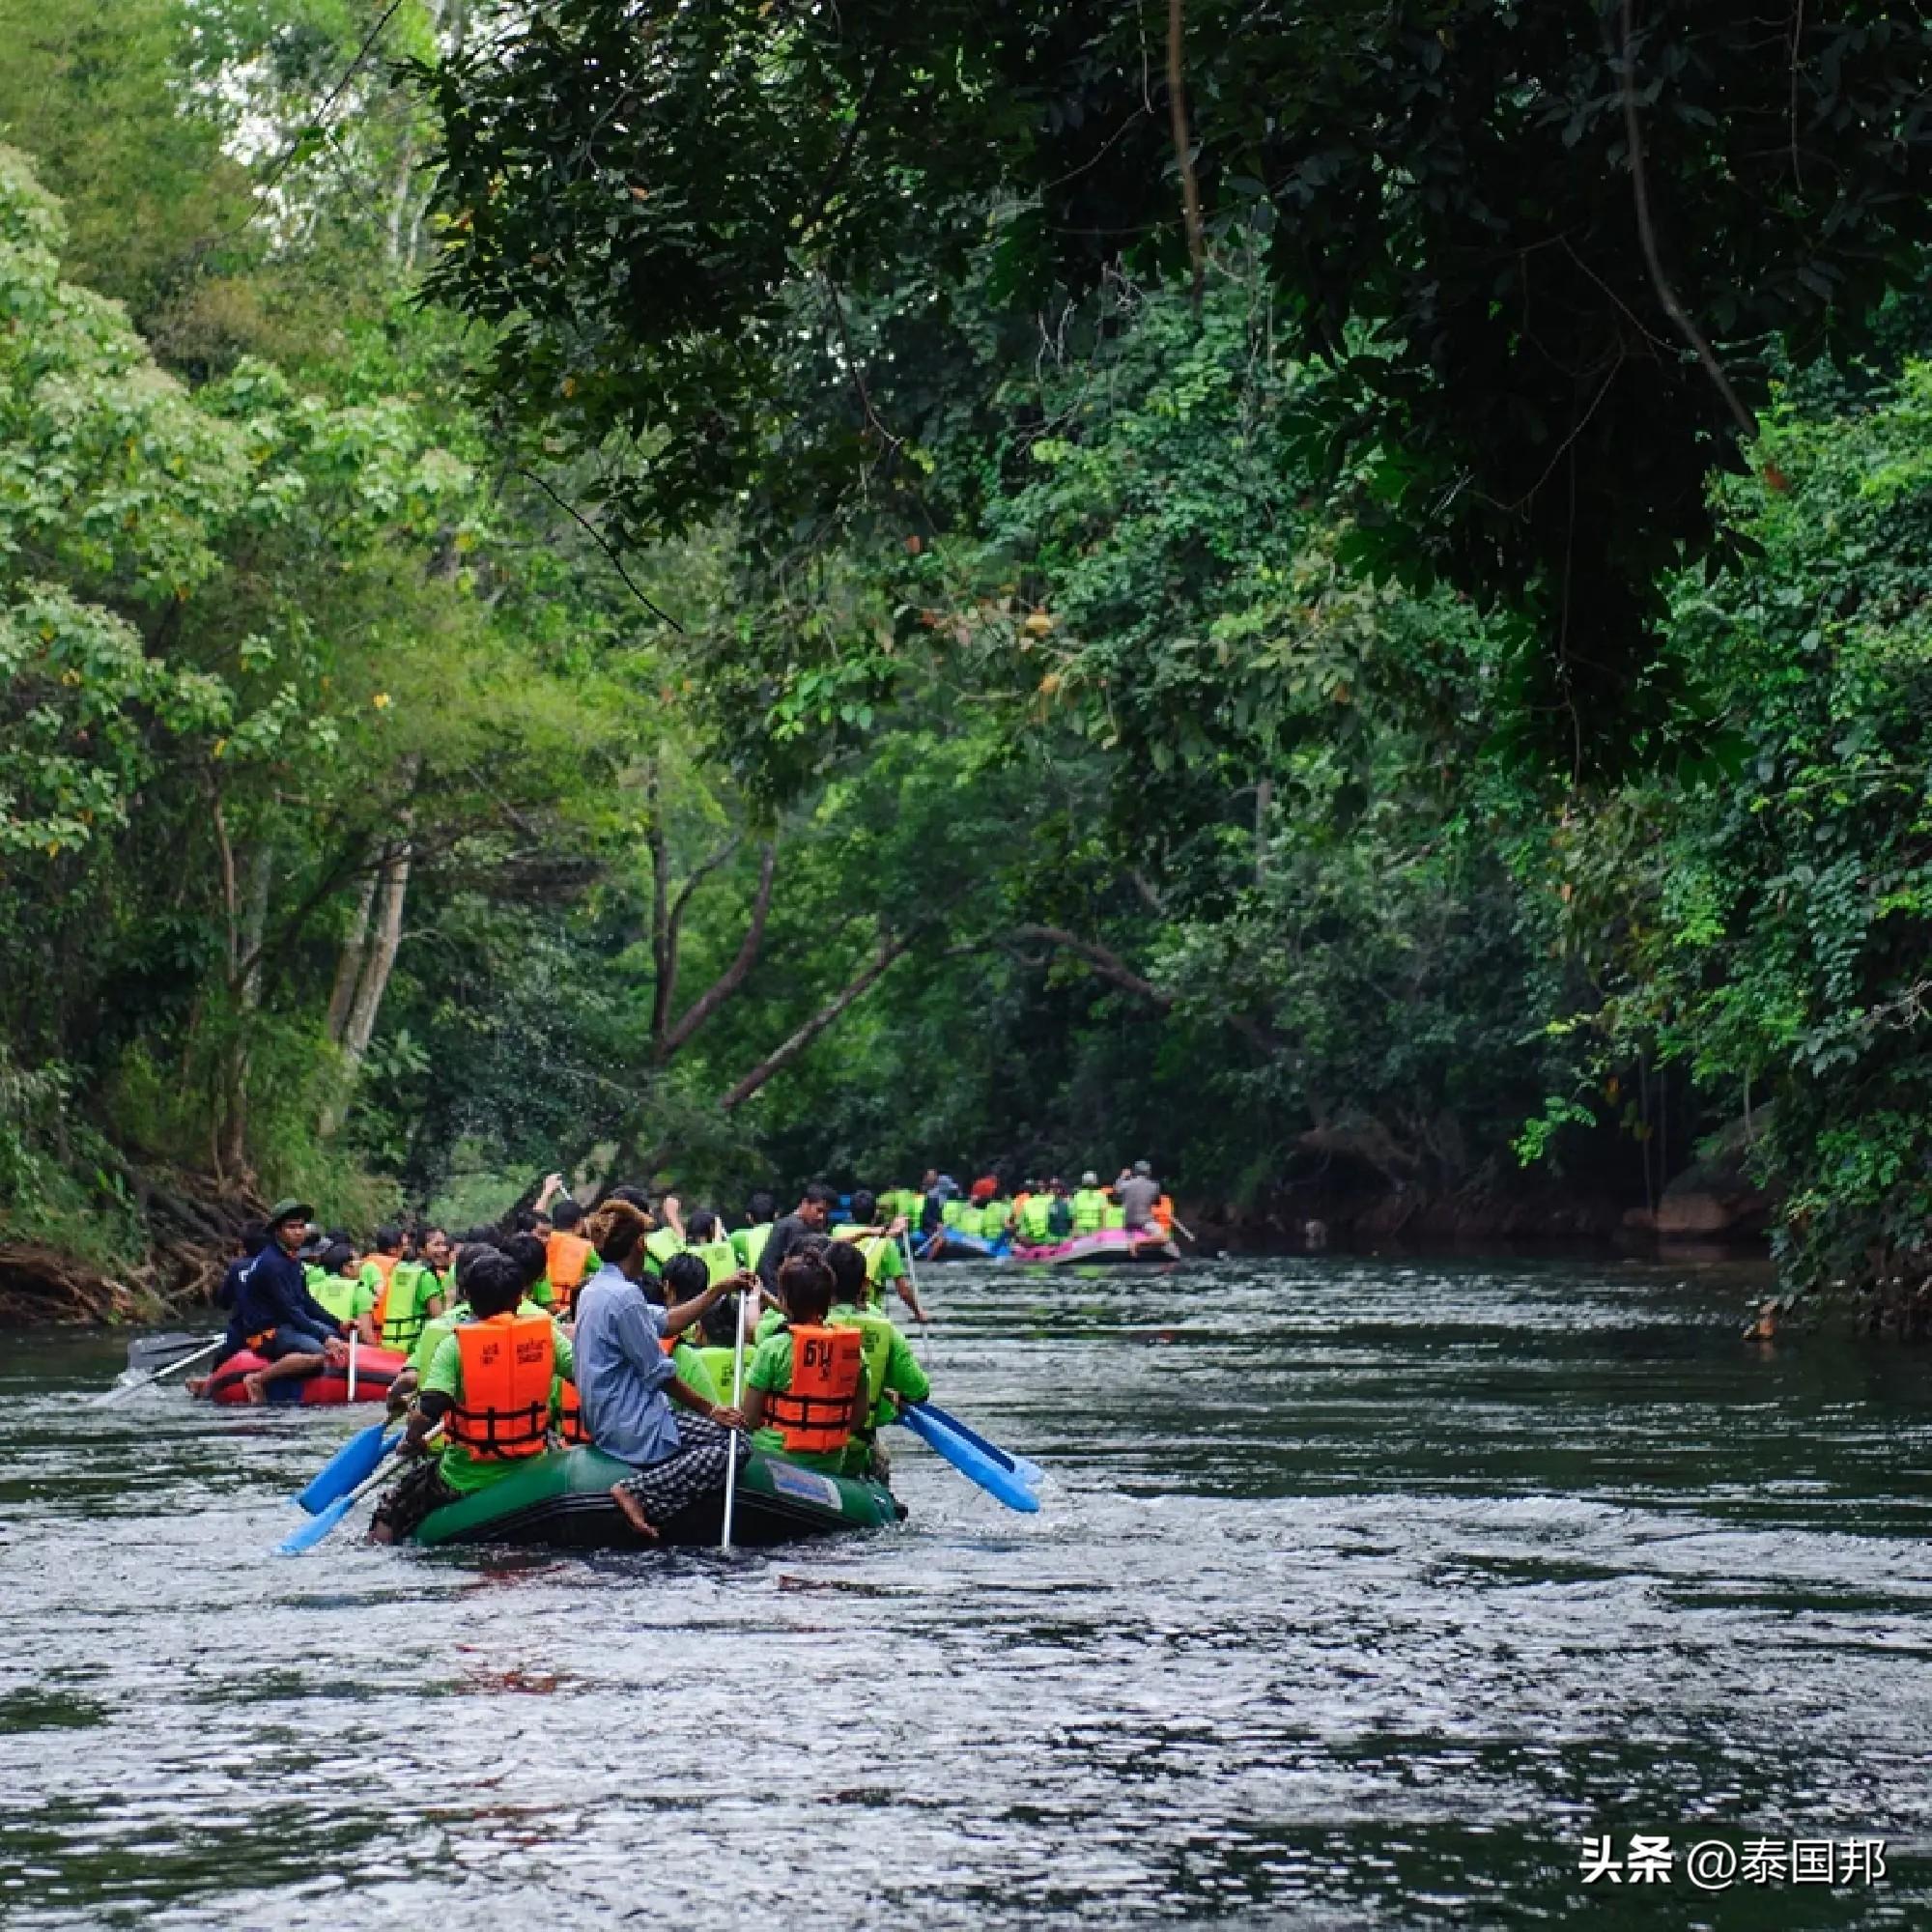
[614,1415,749,1526]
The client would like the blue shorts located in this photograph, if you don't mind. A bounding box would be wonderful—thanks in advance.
[259,1323,335,1361]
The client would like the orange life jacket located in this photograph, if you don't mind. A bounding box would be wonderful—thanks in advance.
[556,1378,591,1446]
[546,1232,593,1310]
[1153,1195,1175,1234]
[364,1251,400,1325]
[763,1324,865,1456]
[447,1312,555,1460]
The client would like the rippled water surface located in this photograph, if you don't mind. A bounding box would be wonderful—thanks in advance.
[4,1256,1931,1928]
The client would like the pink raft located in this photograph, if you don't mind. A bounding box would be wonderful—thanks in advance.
[1009,1227,1180,1266]
[202,1346,408,1405]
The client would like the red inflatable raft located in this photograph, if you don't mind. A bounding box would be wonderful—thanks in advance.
[202,1346,407,1406]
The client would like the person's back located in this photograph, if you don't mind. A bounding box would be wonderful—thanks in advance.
[1016,1191,1053,1244]
[572,1258,679,1464]
[1118,1169,1160,1229]
[746,1251,865,1474]
[1070,1174,1108,1235]
[1045,1183,1074,1239]
[545,1199,595,1311]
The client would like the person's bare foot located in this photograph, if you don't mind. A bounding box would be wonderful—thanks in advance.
[609,1484,660,1541]
[242,1371,267,1405]
[185,1376,210,1399]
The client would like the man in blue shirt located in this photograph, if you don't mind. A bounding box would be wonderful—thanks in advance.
[571,1198,749,1539]
[200,1198,350,1403]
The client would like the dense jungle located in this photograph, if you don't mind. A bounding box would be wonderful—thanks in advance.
[6,1,1932,1328]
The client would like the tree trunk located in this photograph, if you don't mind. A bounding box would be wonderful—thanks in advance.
[325,871,378,1046]
[217,840,274,1178]
[659,842,778,1059]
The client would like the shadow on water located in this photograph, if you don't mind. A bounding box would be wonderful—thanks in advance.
[2,1254,1929,1927]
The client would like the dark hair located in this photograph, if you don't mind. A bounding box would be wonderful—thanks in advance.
[747,1190,777,1223]
[502,1233,549,1291]
[823,1238,867,1302]
[686,1208,718,1242]
[374,1224,402,1252]
[451,1242,487,1291]
[802,1181,838,1209]
[779,1251,835,1325]
[459,1225,498,1248]
[510,1208,537,1234]
[240,1222,270,1257]
[466,1251,525,1319]
[321,1240,356,1275]
[661,1252,709,1301]
[552,1197,584,1231]
[699,1298,740,1349]
[849,1189,877,1223]
[585,1198,650,1264]
[607,1185,652,1211]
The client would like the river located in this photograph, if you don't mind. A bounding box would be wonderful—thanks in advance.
[2,1255,1929,1928]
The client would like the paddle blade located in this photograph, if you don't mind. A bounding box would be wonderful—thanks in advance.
[295,1424,397,1515]
[916,1402,1045,1493]
[276,1491,355,1556]
[897,1402,1039,1513]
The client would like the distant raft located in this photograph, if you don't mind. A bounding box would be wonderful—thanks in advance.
[1009,1227,1179,1266]
[916,1229,1009,1262]
[201,1346,408,1405]
[410,1445,905,1549]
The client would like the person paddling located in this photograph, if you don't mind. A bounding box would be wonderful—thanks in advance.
[192,1199,350,1403]
[571,1199,750,1543]
[369,1250,577,1543]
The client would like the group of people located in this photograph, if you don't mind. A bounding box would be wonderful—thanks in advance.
[908,1162,1175,1249]
[196,1177,937,1544]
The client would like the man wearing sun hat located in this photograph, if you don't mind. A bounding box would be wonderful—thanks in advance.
[203,1197,351,1403]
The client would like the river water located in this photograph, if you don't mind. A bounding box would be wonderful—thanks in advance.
[2,1255,1929,1929]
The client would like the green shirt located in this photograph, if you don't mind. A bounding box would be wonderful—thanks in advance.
[829,1299,930,1426]
[745,1329,848,1474]
[423,1315,576,1495]
[377,1260,444,1350]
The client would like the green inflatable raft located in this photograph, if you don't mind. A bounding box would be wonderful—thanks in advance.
[411,1445,904,1550]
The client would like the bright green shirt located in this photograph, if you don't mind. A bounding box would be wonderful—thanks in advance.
[745,1330,847,1474]
[423,1315,576,1495]
[828,1299,930,1427]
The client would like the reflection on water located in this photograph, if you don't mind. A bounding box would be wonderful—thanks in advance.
[3,1256,1930,1927]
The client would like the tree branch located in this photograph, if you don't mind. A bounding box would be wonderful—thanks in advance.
[1618,0,1758,441]
[720,931,912,1112]
[1009,923,1175,1009]
[1167,0,1208,313]
[660,841,778,1059]
[513,466,686,631]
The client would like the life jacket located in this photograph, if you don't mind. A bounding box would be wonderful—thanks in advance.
[308,1268,362,1325]
[1102,1198,1126,1231]
[734,1223,773,1272]
[940,1198,967,1231]
[829,1306,900,1425]
[763,1324,864,1457]
[1017,1194,1053,1241]
[643,1225,684,1275]
[446,1313,556,1460]
[1153,1194,1175,1234]
[556,1378,590,1446]
[671,1339,723,1407]
[545,1232,593,1308]
[688,1236,739,1287]
[376,1259,434,1350]
[980,1199,1012,1239]
[1070,1189,1108,1235]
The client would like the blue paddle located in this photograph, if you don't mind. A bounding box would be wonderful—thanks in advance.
[915,1401,1044,1493]
[276,1440,401,1555]
[895,1401,1039,1514]
[295,1422,399,1515]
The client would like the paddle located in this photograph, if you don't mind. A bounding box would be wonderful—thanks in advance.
[296,1422,399,1515]
[915,1401,1045,1493]
[93,1335,225,1406]
[276,1443,400,1555]
[720,1282,750,1553]
[1170,1216,1198,1244]
[345,1328,358,1404]
[895,1400,1039,1514]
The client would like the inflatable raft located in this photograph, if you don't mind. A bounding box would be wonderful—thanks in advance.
[917,1230,1009,1262]
[411,1445,903,1549]
[202,1345,408,1406]
[1010,1227,1179,1266]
